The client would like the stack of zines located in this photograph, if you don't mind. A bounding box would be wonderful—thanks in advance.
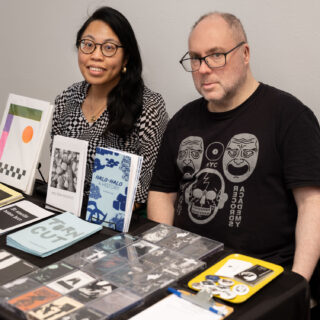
[6,212,102,257]
[0,183,24,207]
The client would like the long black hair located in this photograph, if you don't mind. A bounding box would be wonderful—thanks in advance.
[76,7,144,137]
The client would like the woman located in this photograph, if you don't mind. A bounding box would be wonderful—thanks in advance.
[51,7,168,209]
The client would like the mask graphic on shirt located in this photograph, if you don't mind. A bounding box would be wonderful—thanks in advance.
[223,133,259,183]
[177,136,203,180]
[185,168,228,224]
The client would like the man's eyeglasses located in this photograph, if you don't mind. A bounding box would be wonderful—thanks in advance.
[78,39,124,57]
[179,41,246,72]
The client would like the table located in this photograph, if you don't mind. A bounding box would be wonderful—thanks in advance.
[0,182,311,320]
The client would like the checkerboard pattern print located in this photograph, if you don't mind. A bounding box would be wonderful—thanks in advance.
[0,162,26,180]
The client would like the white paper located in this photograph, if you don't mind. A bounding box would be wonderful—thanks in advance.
[129,294,225,320]
[215,259,253,278]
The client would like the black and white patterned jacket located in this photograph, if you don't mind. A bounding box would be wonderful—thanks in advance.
[51,81,169,203]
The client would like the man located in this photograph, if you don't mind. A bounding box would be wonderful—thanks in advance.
[147,12,320,282]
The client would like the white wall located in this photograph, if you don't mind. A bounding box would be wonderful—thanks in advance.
[1,0,319,180]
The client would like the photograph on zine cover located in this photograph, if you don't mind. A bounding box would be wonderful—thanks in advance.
[63,247,107,268]
[124,267,175,296]
[157,230,201,250]
[28,296,83,320]
[29,262,75,283]
[50,148,80,192]
[89,287,142,317]
[105,260,156,286]
[0,277,41,299]
[177,236,223,259]
[94,234,139,253]
[47,270,95,295]
[140,224,176,243]
[161,256,205,277]
[56,306,106,320]
[130,240,159,257]
[83,254,128,277]
[69,279,117,303]
[8,286,61,312]
[139,247,179,265]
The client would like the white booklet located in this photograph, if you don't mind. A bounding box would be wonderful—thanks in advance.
[86,147,143,232]
[45,135,88,217]
[0,94,53,195]
[0,200,54,235]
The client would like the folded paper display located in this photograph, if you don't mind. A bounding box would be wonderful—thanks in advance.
[6,212,102,257]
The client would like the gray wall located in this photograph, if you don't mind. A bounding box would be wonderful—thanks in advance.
[1,0,319,180]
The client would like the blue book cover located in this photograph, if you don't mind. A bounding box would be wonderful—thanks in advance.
[6,212,102,257]
[86,147,142,232]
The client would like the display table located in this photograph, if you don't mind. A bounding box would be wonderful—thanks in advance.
[0,184,311,320]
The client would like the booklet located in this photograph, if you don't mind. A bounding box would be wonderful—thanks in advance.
[45,135,88,217]
[0,200,54,235]
[6,212,102,257]
[0,183,23,207]
[86,147,143,232]
[0,94,53,195]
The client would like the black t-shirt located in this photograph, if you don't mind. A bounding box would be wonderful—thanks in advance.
[150,83,320,266]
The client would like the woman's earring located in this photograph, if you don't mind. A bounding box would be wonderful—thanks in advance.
[122,66,127,73]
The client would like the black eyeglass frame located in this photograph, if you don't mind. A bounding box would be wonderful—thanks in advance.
[78,39,124,57]
[179,41,246,72]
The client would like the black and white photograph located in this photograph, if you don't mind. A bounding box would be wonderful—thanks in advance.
[162,256,205,277]
[130,240,159,257]
[0,250,37,285]
[94,234,139,254]
[83,254,128,277]
[30,262,75,284]
[234,264,274,285]
[69,279,117,303]
[56,307,106,320]
[178,236,224,259]
[105,260,156,286]
[47,270,95,295]
[63,246,108,269]
[139,248,178,266]
[124,267,176,296]
[158,231,201,251]
[89,287,142,317]
[140,224,176,243]
[50,148,80,192]
[0,277,41,299]
[28,296,83,320]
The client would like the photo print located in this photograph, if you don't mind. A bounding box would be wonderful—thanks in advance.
[69,279,117,303]
[50,148,80,192]
[1,277,41,299]
[47,270,95,295]
[94,234,139,254]
[158,230,201,250]
[30,262,75,283]
[55,307,106,320]
[28,296,83,320]
[8,286,61,312]
[141,224,176,243]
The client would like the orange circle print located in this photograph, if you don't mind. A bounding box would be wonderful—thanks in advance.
[22,126,33,143]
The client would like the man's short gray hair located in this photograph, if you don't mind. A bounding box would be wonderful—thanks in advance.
[192,12,247,42]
